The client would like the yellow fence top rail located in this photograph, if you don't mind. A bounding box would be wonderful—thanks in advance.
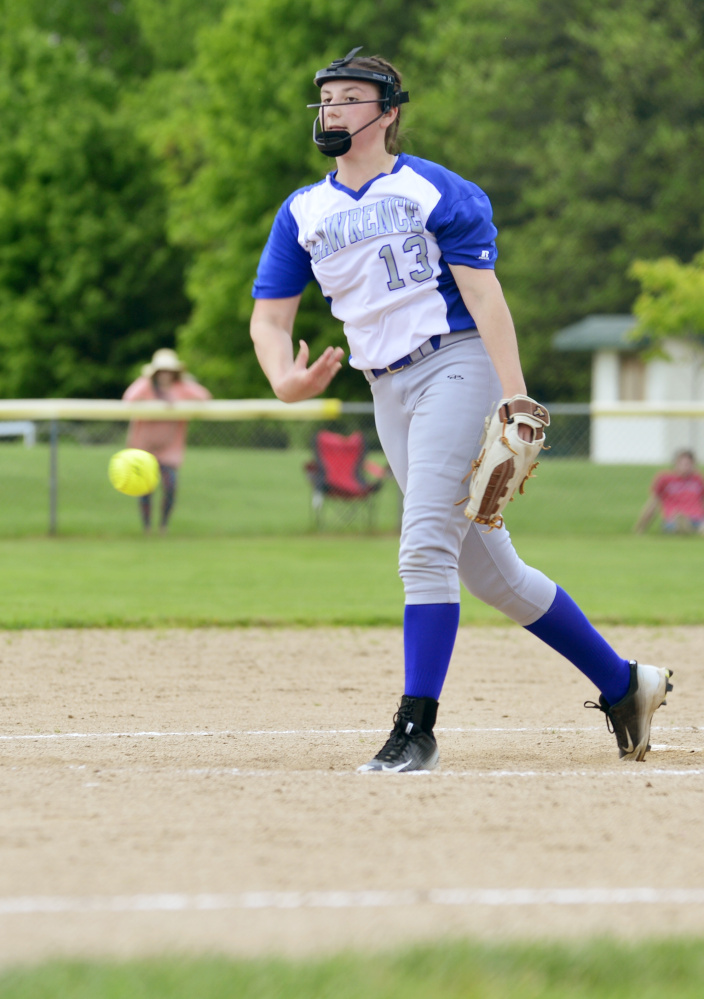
[590,401,704,418]
[0,398,343,421]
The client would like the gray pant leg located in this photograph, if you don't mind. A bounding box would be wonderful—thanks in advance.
[458,524,556,625]
[373,338,491,603]
[372,337,556,614]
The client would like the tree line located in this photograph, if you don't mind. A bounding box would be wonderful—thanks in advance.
[1,0,703,401]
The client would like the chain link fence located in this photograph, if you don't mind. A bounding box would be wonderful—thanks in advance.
[0,400,684,538]
[27,404,589,453]
[0,403,395,537]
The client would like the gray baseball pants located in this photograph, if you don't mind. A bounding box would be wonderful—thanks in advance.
[369,335,557,624]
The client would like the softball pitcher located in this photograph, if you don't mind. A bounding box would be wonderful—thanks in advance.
[250,48,672,772]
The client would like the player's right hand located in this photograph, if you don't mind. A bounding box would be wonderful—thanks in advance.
[274,340,344,403]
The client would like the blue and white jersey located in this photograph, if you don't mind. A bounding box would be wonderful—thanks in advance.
[252,152,498,370]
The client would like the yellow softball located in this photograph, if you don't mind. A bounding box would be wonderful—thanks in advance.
[108,449,160,497]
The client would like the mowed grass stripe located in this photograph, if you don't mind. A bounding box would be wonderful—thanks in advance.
[0,533,701,627]
[2,938,704,998]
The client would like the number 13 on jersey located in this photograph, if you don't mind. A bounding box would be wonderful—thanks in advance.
[378,236,434,290]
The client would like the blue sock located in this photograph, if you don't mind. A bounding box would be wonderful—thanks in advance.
[404,603,460,701]
[525,586,631,704]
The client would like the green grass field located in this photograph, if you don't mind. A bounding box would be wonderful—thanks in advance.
[0,442,401,537]
[0,441,666,538]
[2,938,704,998]
[0,443,700,627]
[0,531,701,627]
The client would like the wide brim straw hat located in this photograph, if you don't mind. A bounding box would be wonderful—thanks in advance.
[141,348,186,379]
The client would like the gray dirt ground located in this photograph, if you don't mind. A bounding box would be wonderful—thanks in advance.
[0,625,702,965]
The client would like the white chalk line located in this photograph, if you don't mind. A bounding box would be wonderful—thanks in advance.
[1,725,700,742]
[652,744,702,752]
[7,764,702,779]
[3,888,704,917]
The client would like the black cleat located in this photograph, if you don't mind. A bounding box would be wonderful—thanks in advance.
[586,661,673,762]
[358,695,440,772]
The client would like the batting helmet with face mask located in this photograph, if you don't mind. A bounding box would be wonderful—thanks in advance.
[308,46,410,157]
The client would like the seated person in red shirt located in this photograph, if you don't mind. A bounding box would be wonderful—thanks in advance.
[634,449,704,535]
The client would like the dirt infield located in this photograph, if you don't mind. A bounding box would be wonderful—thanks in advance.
[1,624,703,965]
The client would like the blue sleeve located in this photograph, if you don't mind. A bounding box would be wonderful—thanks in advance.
[426,174,498,268]
[252,196,314,299]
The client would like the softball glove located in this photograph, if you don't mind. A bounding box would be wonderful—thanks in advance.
[462,395,550,530]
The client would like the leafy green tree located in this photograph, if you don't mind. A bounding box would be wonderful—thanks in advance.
[0,0,153,80]
[630,252,704,342]
[8,0,701,404]
[0,30,190,398]
[132,0,227,70]
[156,0,433,398]
[1,0,230,79]
[404,0,704,400]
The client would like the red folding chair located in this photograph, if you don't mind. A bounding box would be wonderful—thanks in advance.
[304,430,386,529]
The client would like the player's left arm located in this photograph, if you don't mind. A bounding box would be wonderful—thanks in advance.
[449,264,527,398]
[450,264,538,443]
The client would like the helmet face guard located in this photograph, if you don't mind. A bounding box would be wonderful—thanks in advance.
[308,47,409,157]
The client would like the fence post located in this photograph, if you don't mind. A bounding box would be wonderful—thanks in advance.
[49,418,58,536]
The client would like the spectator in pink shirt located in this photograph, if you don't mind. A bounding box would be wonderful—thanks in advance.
[123,348,211,534]
[634,449,704,535]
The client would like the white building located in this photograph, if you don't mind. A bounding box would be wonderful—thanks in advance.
[553,315,704,464]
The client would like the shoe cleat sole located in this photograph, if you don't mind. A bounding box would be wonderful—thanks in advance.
[631,665,673,762]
